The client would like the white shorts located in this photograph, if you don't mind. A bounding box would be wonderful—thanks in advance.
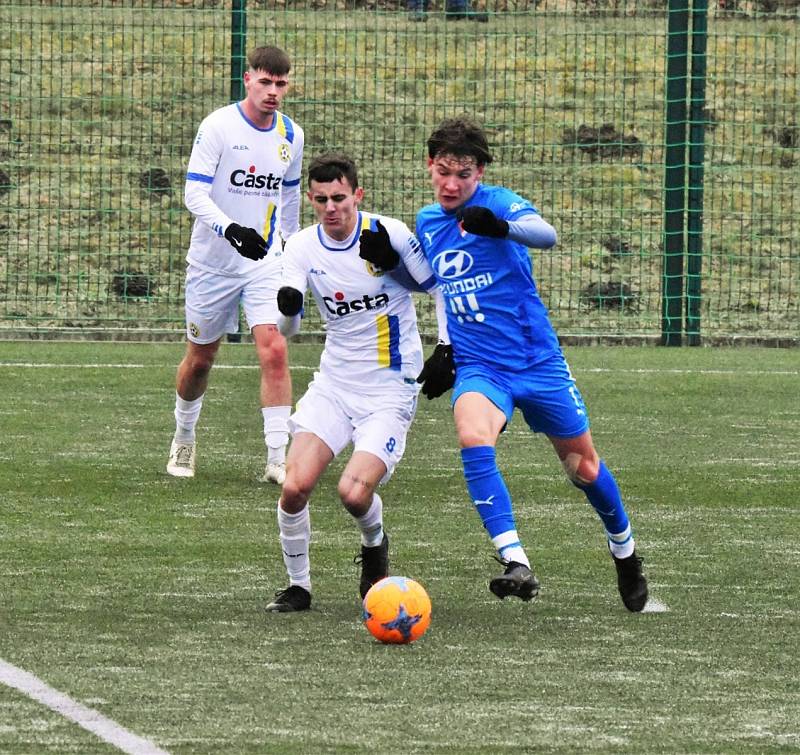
[289,372,419,484]
[183,261,281,344]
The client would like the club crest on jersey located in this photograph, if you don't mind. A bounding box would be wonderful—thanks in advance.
[323,290,389,316]
[363,259,386,278]
[278,143,291,163]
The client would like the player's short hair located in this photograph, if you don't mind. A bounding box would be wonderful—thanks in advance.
[307,153,359,190]
[427,115,494,166]
[247,46,291,75]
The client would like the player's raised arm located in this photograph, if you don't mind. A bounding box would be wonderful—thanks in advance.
[381,217,439,293]
[457,206,557,249]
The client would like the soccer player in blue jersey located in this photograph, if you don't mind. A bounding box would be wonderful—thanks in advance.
[410,116,648,611]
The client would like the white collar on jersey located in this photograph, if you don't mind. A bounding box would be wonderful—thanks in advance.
[316,211,363,252]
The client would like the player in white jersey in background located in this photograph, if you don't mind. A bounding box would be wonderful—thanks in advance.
[166,45,304,484]
[265,153,448,612]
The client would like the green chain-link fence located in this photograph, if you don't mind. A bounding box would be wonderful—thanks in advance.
[1,0,797,343]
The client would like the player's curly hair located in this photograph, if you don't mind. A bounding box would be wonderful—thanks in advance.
[427,115,494,166]
[307,152,359,189]
[247,46,291,75]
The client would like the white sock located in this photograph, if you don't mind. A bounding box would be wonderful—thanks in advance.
[608,526,635,559]
[356,493,384,547]
[492,530,530,568]
[174,393,204,442]
[263,406,291,466]
[277,503,311,591]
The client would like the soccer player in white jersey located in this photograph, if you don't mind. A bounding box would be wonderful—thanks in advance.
[166,46,304,484]
[264,153,448,612]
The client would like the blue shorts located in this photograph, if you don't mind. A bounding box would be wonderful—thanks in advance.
[451,353,590,438]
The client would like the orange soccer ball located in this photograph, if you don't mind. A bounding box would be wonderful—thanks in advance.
[362,576,432,644]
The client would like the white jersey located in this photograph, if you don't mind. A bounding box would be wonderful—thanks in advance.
[184,103,304,277]
[282,211,438,392]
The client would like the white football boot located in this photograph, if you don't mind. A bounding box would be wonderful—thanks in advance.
[167,440,196,478]
[261,461,286,485]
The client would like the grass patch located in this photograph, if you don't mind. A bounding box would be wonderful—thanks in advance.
[0,341,798,751]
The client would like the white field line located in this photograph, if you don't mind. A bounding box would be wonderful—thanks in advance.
[641,598,669,614]
[0,362,307,370]
[0,363,797,376]
[0,659,170,755]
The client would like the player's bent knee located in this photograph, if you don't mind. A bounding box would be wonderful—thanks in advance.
[187,354,215,377]
[457,429,496,449]
[561,452,599,487]
[338,481,371,516]
[280,480,311,511]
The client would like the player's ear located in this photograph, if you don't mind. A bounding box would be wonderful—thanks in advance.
[354,187,364,203]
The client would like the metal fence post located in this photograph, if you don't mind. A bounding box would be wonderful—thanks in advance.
[228,0,248,343]
[662,0,689,346]
[231,0,247,103]
[686,0,708,346]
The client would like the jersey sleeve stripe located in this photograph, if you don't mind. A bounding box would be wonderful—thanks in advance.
[186,172,214,184]
[283,177,301,187]
[376,314,402,370]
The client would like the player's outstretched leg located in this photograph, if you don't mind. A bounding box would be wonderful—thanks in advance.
[461,446,539,601]
[573,460,648,611]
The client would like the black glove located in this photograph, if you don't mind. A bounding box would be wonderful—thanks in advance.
[416,343,455,400]
[457,206,509,239]
[277,286,303,316]
[224,222,268,261]
[359,220,399,271]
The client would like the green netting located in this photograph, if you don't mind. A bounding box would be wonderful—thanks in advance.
[0,0,797,341]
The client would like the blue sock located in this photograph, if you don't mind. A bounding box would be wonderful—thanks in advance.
[461,446,525,562]
[574,460,631,542]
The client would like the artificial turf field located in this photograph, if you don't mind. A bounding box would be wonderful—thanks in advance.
[1,341,798,753]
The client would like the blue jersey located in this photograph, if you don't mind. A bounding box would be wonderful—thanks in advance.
[416,183,561,372]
